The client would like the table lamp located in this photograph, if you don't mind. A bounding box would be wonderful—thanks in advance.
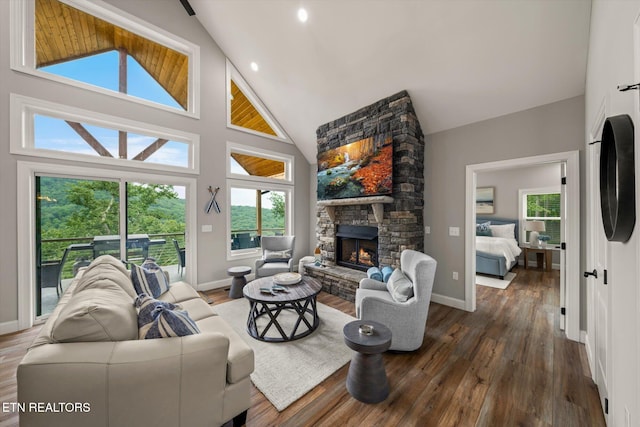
[525,220,546,246]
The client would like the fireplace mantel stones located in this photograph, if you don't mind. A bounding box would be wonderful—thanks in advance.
[315,90,424,294]
[317,196,394,224]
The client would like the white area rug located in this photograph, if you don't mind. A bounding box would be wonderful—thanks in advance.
[476,272,517,290]
[213,298,356,411]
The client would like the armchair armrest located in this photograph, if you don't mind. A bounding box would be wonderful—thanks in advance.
[359,277,388,291]
[255,258,266,270]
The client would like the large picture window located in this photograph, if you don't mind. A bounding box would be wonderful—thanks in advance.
[11,0,200,116]
[521,190,561,244]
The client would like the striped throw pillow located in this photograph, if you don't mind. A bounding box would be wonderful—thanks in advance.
[135,294,200,339]
[131,259,169,298]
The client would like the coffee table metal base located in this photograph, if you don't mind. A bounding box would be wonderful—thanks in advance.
[246,297,319,342]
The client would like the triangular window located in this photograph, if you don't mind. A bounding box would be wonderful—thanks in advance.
[19,0,196,113]
[226,60,290,142]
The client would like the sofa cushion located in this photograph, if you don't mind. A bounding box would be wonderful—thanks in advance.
[131,259,170,298]
[51,287,138,343]
[74,255,137,299]
[196,316,255,384]
[135,294,200,339]
[157,281,201,304]
[386,268,414,303]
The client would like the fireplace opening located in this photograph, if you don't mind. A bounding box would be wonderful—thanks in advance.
[336,225,378,271]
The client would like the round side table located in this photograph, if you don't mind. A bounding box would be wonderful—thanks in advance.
[227,266,251,299]
[343,320,392,403]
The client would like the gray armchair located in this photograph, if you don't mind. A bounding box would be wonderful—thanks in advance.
[255,236,295,278]
[355,250,437,351]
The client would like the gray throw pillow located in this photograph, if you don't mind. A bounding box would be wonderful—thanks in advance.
[386,268,414,303]
[263,249,292,263]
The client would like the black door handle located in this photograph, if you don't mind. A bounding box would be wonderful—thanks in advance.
[584,269,598,278]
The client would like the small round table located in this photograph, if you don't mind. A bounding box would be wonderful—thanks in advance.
[343,320,392,403]
[243,276,322,342]
[227,266,251,299]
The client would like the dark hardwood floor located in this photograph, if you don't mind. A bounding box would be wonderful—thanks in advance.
[0,267,605,426]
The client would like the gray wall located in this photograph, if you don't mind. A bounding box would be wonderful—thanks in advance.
[0,0,311,325]
[585,0,640,422]
[425,95,585,301]
[477,163,561,219]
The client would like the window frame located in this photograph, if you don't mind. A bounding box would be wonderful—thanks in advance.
[226,59,291,143]
[519,186,562,245]
[226,142,294,184]
[10,93,200,174]
[10,0,201,118]
[225,142,294,261]
[16,160,198,328]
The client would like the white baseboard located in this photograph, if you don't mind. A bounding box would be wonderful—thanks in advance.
[431,293,467,311]
[196,273,256,292]
[0,320,19,336]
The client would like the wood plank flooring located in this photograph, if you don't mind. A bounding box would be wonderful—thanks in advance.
[0,267,605,426]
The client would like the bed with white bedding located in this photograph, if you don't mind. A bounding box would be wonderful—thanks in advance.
[475,218,521,279]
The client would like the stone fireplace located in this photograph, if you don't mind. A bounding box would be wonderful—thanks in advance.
[306,90,425,301]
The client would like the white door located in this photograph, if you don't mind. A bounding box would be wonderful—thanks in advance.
[590,134,610,423]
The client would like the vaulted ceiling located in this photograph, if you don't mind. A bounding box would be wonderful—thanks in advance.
[191,0,591,164]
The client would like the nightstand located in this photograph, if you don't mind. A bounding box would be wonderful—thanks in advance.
[521,244,555,271]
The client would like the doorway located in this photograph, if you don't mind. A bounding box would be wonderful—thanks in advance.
[465,151,581,341]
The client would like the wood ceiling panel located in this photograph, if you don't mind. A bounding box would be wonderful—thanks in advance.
[35,0,188,110]
[230,80,277,136]
[231,153,285,178]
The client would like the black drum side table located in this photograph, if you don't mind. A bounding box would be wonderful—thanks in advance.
[343,320,392,403]
[227,266,251,299]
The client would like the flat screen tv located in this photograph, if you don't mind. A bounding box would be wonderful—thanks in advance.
[317,133,393,200]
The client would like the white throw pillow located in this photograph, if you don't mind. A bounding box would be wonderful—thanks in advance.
[386,268,414,303]
[489,223,515,240]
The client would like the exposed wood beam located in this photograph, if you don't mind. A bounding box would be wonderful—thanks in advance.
[118,48,127,94]
[132,138,169,161]
[65,121,113,157]
[119,131,127,159]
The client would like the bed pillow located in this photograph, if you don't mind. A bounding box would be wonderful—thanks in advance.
[476,221,492,236]
[489,223,516,240]
[386,268,414,303]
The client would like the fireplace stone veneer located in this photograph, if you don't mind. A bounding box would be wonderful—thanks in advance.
[311,90,425,301]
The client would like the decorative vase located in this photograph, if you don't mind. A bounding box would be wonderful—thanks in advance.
[539,240,547,248]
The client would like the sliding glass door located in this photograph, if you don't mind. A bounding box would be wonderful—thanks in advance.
[35,175,186,317]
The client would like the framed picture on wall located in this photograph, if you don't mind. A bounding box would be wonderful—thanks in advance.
[476,187,495,214]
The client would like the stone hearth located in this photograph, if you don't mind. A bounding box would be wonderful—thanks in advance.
[310,90,425,301]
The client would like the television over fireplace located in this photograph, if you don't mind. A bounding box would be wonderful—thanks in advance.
[317,133,393,200]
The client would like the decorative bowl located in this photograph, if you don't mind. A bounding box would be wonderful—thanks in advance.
[273,272,302,286]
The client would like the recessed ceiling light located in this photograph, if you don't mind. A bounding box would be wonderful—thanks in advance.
[297,8,308,23]
[250,62,259,72]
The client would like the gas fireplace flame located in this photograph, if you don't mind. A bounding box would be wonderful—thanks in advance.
[349,247,375,266]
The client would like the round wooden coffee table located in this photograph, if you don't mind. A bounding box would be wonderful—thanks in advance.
[343,320,392,403]
[243,275,322,342]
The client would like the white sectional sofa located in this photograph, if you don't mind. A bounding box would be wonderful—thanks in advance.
[18,256,254,427]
